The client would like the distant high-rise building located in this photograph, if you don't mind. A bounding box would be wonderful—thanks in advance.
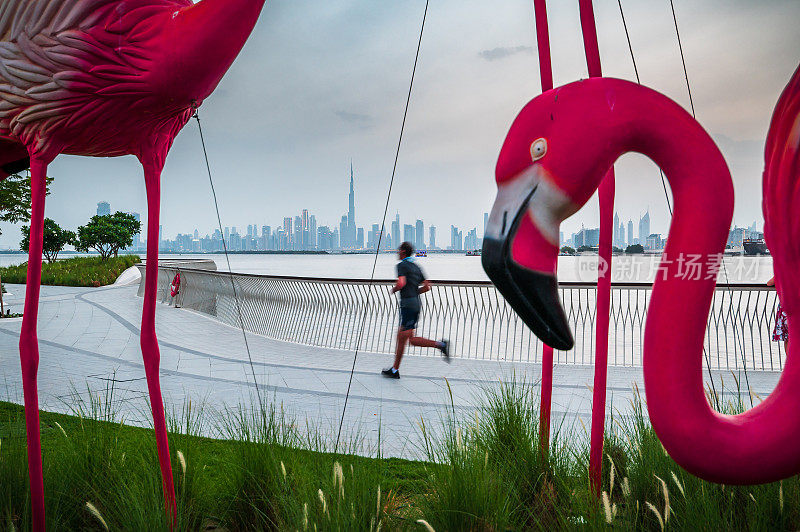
[356,227,364,249]
[309,215,317,249]
[339,215,348,250]
[368,223,380,249]
[391,214,400,250]
[403,224,415,245]
[645,233,663,250]
[465,228,478,251]
[613,212,622,247]
[128,212,140,250]
[294,216,302,249]
[451,225,463,251]
[483,213,489,237]
[415,219,425,250]
[97,201,110,216]
[627,220,634,247]
[283,217,292,244]
[429,225,436,250]
[339,162,357,249]
[639,210,650,245]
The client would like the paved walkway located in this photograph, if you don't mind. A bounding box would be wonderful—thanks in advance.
[0,283,783,459]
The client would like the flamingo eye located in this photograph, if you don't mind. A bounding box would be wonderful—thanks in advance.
[530,138,547,161]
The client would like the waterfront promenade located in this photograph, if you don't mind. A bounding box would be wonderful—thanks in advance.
[0,281,783,459]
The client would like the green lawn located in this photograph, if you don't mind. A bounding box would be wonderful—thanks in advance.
[0,255,140,288]
[1,380,798,530]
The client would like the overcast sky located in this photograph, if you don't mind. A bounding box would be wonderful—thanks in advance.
[1,0,798,248]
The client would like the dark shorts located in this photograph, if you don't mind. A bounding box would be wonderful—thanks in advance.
[399,299,421,331]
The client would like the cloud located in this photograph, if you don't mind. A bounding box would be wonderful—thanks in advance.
[334,110,373,126]
[478,45,533,61]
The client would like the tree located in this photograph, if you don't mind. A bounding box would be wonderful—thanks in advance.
[625,244,644,254]
[612,246,623,253]
[20,218,76,263]
[577,245,594,253]
[75,212,141,260]
[0,172,53,235]
[560,246,576,255]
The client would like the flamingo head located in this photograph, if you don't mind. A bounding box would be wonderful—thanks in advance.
[482,80,618,350]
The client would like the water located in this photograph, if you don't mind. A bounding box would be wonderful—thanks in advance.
[149,252,775,284]
[0,252,773,284]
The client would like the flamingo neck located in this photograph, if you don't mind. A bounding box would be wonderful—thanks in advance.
[157,0,266,104]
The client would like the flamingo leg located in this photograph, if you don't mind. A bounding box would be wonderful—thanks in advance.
[20,156,50,532]
[539,344,553,453]
[140,154,177,524]
[588,170,615,496]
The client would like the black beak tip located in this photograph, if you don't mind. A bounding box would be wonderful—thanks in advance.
[482,237,574,351]
[545,330,574,351]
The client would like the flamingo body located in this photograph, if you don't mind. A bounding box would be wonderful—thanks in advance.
[0,0,265,528]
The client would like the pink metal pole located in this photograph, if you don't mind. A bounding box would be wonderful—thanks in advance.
[532,0,556,453]
[578,0,615,496]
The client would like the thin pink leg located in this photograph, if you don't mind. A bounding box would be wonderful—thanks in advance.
[140,154,177,524]
[539,344,553,453]
[20,156,49,532]
[589,170,615,496]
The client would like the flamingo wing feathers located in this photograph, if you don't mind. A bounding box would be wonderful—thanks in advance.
[763,65,800,316]
[0,0,190,152]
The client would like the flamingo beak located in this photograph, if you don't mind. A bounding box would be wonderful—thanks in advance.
[482,168,574,350]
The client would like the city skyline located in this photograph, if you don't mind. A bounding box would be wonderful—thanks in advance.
[105,168,488,254]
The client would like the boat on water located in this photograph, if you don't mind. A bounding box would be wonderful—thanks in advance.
[743,238,769,256]
[415,250,427,257]
[465,250,481,256]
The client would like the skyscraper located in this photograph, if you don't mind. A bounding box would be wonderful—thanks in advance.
[403,224,415,245]
[356,227,364,249]
[465,228,478,250]
[294,216,302,249]
[451,225,463,251]
[309,215,317,249]
[627,220,634,247]
[429,226,436,249]
[415,219,425,250]
[339,215,348,250]
[639,210,650,246]
[368,223,380,249]
[97,201,110,216]
[391,214,400,250]
[483,213,489,237]
[130,212,140,250]
[340,162,357,249]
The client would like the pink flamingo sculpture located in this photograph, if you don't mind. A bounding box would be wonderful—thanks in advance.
[483,66,800,484]
[0,0,265,528]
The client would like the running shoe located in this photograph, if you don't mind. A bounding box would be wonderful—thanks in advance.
[440,339,450,362]
[381,367,400,379]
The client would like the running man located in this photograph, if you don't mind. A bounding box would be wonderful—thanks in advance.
[382,241,449,379]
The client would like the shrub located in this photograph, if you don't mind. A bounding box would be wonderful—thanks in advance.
[0,255,140,287]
